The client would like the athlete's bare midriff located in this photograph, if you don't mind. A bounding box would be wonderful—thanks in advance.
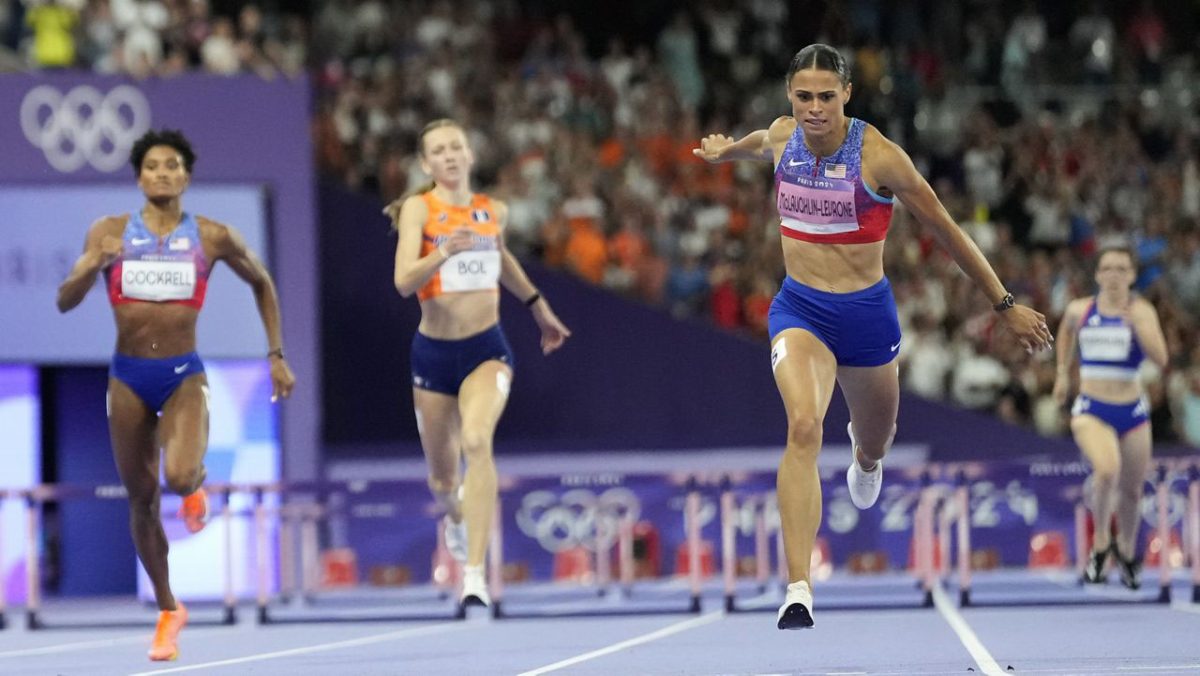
[418,291,501,339]
[1078,378,1142,404]
[782,237,886,293]
[112,302,200,358]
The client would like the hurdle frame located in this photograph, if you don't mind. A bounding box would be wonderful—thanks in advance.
[16,482,241,630]
[490,479,705,620]
[720,471,945,615]
[254,483,464,625]
[948,464,1183,608]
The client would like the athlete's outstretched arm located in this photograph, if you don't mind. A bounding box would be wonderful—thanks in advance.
[871,131,1053,353]
[57,217,122,313]
[389,196,474,297]
[694,116,795,165]
[206,218,295,401]
[494,201,571,355]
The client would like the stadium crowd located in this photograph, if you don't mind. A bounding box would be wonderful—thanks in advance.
[4,0,1198,446]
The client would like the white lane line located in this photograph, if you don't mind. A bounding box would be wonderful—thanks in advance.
[930,585,1004,676]
[127,622,469,675]
[0,634,145,658]
[516,610,724,676]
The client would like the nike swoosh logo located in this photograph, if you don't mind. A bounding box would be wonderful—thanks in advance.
[131,238,153,245]
[787,159,807,166]
[890,342,901,351]
[174,364,189,374]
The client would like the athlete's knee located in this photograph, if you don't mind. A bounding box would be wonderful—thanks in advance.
[784,413,823,456]
[127,488,161,516]
[164,465,202,496]
[1091,463,1119,486]
[459,428,494,463]
[428,475,458,496]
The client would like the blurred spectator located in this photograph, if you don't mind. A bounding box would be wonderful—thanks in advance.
[951,341,1010,411]
[25,0,79,68]
[899,312,954,401]
[200,16,237,74]
[1070,1,1116,84]
[666,252,708,319]
[656,12,703,112]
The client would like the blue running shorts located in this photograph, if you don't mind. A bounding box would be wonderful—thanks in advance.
[768,276,902,367]
[110,352,205,411]
[410,324,515,395]
[1071,395,1150,437]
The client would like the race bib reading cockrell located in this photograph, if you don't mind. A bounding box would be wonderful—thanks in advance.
[440,250,501,292]
[121,259,196,301]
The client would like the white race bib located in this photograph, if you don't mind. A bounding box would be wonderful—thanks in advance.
[121,259,196,301]
[439,250,500,293]
[1078,325,1133,362]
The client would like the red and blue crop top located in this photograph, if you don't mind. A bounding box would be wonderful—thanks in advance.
[774,117,894,245]
[106,211,210,309]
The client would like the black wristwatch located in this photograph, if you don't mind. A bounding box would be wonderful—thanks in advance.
[993,293,1015,313]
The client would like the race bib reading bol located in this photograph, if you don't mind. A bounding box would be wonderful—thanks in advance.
[440,250,501,292]
[121,259,196,301]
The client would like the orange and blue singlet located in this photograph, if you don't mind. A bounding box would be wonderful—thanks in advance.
[417,191,501,301]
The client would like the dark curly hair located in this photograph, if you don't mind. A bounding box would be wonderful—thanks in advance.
[129,129,196,176]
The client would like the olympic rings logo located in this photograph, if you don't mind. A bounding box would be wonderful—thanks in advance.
[20,84,152,173]
[515,487,641,553]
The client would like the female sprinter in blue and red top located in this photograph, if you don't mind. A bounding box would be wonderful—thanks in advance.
[695,44,1053,629]
[57,129,295,660]
[1053,244,1168,589]
[389,119,570,609]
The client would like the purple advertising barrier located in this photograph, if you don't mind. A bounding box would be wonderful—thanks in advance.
[0,73,319,482]
[331,457,1190,587]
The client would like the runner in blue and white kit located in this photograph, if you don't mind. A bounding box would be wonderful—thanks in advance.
[1054,244,1169,589]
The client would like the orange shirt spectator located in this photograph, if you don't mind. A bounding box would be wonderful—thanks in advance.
[565,222,608,283]
[540,212,570,268]
[609,216,649,271]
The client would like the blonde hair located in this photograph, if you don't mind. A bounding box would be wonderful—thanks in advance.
[386,119,467,230]
[417,118,463,157]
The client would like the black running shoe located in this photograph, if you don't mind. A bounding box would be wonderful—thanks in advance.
[1082,547,1108,584]
[1110,544,1142,590]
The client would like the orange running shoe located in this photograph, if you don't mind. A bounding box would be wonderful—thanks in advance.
[178,488,209,534]
[147,602,188,661]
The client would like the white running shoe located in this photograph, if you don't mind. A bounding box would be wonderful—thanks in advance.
[777,580,814,630]
[460,565,490,607]
[846,422,885,509]
[443,516,468,564]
